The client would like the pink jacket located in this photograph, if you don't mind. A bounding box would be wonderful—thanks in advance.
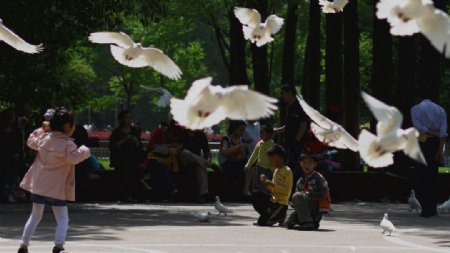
[20,128,90,201]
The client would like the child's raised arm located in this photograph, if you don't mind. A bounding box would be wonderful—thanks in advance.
[64,142,91,164]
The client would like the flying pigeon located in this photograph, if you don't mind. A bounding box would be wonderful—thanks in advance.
[140,85,172,107]
[233,7,284,47]
[170,77,278,130]
[194,212,211,222]
[408,189,421,214]
[215,196,233,216]
[0,18,43,53]
[359,92,427,168]
[319,0,349,13]
[438,196,450,213]
[88,32,182,80]
[376,0,450,58]
[298,96,358,152]
[380,213,396,236]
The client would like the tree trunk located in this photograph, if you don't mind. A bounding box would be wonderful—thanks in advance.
[281,0,300,86]
[228,8,249,85]
[396,37,418,129]
[371,0,393,132]
[325,13,343,124]
[342,0,360,170]
[301,0,321,108]
[248,0,270,95]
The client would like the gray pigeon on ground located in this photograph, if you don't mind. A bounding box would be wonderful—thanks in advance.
[215,196,233,216]
[438,196,450,213]
[380,213,395,236]
[408,189,421,214]
[194,212,211,222]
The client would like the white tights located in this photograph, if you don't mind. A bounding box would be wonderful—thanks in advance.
[21,203,69,246]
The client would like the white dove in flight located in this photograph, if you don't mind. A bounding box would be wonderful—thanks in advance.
[233,7,284,47]
[298,96,358,152]
[0,18,43,54]
[140,85,172,107]
[359,92,427,168]
[376,0,450,58]
[170,77,278,130]
[88,31,182,80]
[318,0,349,13]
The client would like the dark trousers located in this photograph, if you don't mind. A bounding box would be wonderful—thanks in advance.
[412,137,439,216]
[252,191,288,226]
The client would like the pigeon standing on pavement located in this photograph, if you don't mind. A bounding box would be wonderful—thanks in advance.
[170,77,278,130]
[233,7,284,47]
[298,96,359,152]
[88,31,182,80]
[359,92,427,168]
[0,18,43,53]
[380,213,396,236]
[438,196,450,213]
[194,212,211,222]
[408,189,422,214]
[319,0,349,13]
[215,196,233,216]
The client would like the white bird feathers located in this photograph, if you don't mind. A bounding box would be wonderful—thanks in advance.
[380,213,396,236]
[408,189,422,214]
[140,86,172,108]
[376,0,450,58]
[215,196,233,216]
[194,211,211,222]
[0,18,43,54]
[359,92,427,168]
[170,77,278,130]
[233,7,284,47]
[298,96,359,152]
[438,196,450,213]
[319,0,349,13]
[88,31,182,80]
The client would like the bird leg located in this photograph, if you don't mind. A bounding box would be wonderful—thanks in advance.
[375,146,387,156]
[125,54,134,61]
[197,110,211,118]
[397,12,411,23]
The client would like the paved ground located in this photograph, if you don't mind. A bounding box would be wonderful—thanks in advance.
[1,201,449,253]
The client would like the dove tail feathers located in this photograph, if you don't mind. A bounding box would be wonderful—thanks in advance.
[358,129,393,168]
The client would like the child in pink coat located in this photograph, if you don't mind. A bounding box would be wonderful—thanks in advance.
[18,107,90,253]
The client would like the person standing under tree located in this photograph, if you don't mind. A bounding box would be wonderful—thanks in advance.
[411,87,447,217]
[274,84,308,185]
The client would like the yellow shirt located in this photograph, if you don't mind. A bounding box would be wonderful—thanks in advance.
[244,139,274,171]
[270,165,293,205]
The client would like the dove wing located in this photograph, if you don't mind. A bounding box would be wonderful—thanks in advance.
[417,9,450,58]
[298,96,334,129]
[403,129,427,165]
[234,7,261,27]
[361,92,403,135]
[0,23,43,53]
[140,47,182,80]
[220,86,278,120]
[265,15,284,34]
[337,128,359,152]
[88,32,134,48]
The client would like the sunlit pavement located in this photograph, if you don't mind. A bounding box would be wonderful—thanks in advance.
[1,201,449,253]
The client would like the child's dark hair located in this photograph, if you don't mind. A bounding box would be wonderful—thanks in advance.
[117,110,130,123]
[49,107,74,132]
[260,124,274,135]
[227,120,246,134]
[267,144,286,160]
